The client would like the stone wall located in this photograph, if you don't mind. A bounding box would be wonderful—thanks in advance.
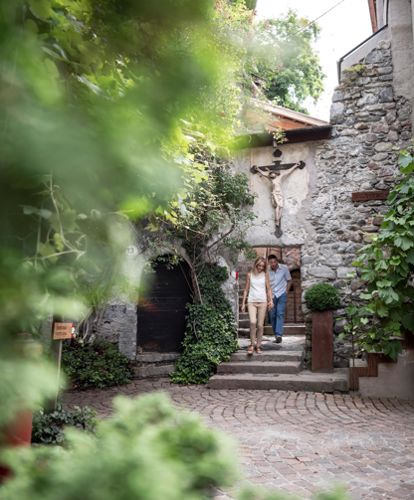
[91,301,137,359]
[303,39,411,365]
[93,39,412,367]
[231,39,411,368]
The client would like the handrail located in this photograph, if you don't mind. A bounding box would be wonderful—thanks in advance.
[337,0,390,82]
[337,24,388,82]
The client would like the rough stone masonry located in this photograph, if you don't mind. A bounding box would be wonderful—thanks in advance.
[302,40,412,366]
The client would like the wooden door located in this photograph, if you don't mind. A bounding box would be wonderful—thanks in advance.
[250,246,303,324]
[137,261,192,352]
[286,269,303,323]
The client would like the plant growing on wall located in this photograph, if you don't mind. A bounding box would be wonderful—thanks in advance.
[143,141,255,302]
[346,150,414,359]
[143,141,255,383]
[171,265,238,384]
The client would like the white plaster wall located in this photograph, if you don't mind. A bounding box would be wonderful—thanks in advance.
[359,349,414,400]
[233,142,318,248]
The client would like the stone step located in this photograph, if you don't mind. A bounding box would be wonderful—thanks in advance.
[238,319,304,330]
[208,369,349,392]
[230,350,303,362]
[217,360,301,375]
[238,326,274,336]
[238,324,305,336]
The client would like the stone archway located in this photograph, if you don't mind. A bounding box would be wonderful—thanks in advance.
[137,259,192,352]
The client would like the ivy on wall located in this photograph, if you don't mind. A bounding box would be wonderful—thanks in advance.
[346,150,414,359]
[171,265,238,384]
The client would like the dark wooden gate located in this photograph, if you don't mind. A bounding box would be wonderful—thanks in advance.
[285,269,303,323]
[137,261,192,352]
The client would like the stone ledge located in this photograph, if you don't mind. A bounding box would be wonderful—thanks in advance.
[135,352,180,363]
[133,364,176,379]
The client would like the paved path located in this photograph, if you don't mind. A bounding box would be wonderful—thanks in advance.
[64,380,414,499]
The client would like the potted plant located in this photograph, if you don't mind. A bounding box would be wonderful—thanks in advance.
[0,336,54,481]
[304,283,340,373]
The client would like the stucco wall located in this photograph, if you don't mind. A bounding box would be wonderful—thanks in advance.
[233,142,319,248]
[388,0,414,124]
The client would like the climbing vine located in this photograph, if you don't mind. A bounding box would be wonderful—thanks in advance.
[346,150,414,359]
[143,141,254,383]
[171,265,238,384]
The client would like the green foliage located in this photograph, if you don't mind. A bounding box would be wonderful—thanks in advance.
[171,265,238,384]
[0,394,237,500]
[32,405,96,445]
[62,340,134,390]
[0,347,58,429]
[304,284,341,312]
[215,4,324,113]
[250,10,324,112]
[145,142,255,261]
[347,150,414,359]
[1,0,240,427]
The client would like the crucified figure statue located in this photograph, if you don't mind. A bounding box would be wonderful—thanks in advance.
[253,161,305,237]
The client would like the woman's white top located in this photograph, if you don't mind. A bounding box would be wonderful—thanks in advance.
[247,272,267,303]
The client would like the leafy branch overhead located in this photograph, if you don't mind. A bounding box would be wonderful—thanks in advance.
[248,10,325,112]
[0,0,252,427]
[142,141,255,292]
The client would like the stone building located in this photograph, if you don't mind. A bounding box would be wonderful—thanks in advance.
[98,0,413,393]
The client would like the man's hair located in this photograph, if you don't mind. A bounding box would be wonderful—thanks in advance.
[268,254,278,261]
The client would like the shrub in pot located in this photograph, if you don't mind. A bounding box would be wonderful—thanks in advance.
[304,283,340,312]
[304,283,340,372]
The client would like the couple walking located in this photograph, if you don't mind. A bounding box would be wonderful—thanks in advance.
[241,255,291,354]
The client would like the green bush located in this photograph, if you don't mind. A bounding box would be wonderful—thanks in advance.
[1,394,237,500]
[62,340,134,390]
[171,265,238,384]
[32,405,96,445]
[304,283,340,312]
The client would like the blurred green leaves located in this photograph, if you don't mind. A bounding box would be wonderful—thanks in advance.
[0,393,238,500]
[0,0,245,425]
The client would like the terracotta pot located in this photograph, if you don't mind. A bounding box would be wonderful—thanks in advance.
[311,310,334,373]
[0,410,33,481]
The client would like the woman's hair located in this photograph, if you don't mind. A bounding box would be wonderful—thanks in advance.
[251,256,267,275]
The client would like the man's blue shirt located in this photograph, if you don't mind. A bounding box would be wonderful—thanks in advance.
[269,264,291,298]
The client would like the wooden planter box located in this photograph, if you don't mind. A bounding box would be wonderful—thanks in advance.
[311,310,333,373]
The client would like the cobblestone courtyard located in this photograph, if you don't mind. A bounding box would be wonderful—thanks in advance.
[64,381,414,499]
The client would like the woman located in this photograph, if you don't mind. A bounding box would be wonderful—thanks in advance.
[241,257,273,354]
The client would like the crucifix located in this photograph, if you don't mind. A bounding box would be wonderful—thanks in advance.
[251,149,306,237]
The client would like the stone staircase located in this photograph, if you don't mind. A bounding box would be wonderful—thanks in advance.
[237,270,305,338]
[208,335,349,392]
[237,311,306,337]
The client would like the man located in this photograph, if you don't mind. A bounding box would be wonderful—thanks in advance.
[268,254,292,343]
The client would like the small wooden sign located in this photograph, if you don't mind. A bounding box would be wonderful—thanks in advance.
[53,322,73,340]
[352,190,389,202]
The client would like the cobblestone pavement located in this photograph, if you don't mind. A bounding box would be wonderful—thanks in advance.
[64,380,414,499]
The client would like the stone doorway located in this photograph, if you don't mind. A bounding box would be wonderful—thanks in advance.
[252,246,303,324]
[137,259,192,352]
